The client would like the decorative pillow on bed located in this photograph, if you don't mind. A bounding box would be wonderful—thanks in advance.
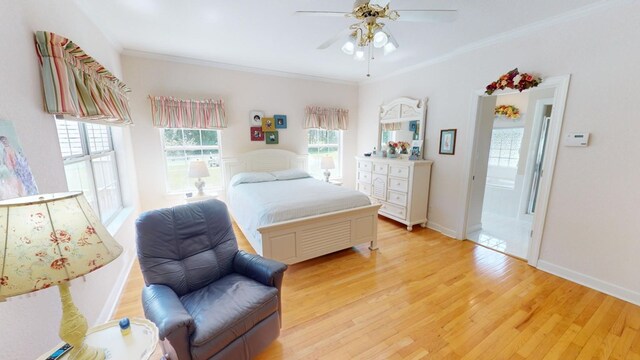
[230,172,277,186]
[271,169,312,181]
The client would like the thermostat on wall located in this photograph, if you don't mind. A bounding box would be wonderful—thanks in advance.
[565,132,590,147]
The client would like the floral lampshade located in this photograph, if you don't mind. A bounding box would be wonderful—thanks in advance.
[0,192,123,299]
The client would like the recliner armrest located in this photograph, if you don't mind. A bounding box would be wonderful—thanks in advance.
[233,250,287,288]
[142,284,194,340]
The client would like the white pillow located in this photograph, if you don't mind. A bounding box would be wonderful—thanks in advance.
[271,169,311,181]
[229,172,276,186]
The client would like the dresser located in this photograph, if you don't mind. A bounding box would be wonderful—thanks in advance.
[356,156,433,231]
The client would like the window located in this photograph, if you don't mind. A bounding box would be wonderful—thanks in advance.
[488,128,524,168]
[56,119,123,224]
[487,127,524,189]
[307,129,342,180]
[161,129,222,193]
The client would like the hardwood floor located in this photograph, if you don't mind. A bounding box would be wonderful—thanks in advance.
[113,217,640,359]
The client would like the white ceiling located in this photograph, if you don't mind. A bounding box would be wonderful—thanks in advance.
[74,0,603,82]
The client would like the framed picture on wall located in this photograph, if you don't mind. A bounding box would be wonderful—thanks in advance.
[262,117,276,132]
[250,127,264,141]
[250,110,264,126]
[265,131,279,144]
[274,115,287,129]
[439,129,457,155]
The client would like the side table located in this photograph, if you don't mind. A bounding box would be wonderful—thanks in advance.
[38,318,160,360]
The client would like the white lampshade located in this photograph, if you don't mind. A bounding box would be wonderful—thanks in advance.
[320,156,336,170]
[354,46,366,61]
[0,192,123,299]
[341,35,356,55]
[383,35,399,55]
[373,29,389,48]
[188,160,210,178]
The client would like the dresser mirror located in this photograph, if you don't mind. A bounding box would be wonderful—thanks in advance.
[378,97,427,159]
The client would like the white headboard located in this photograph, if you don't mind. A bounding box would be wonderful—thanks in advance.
[221,149,308,189]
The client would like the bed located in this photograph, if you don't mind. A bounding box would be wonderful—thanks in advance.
[222,149,380,264]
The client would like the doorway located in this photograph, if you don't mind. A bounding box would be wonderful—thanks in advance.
[461,75,571,264]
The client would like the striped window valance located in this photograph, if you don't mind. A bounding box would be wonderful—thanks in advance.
[34,31,132,126]
[149,96,227,129]
[381,122,402,131]
[304,106,349,130]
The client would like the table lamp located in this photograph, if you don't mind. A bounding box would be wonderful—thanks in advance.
[188,160,210,196]
[0,192,123,360]
[320,156,335,182]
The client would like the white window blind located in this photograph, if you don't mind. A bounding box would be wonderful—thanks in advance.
[56,119,123,224]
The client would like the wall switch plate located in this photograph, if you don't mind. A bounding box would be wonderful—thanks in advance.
[565,132,590,147]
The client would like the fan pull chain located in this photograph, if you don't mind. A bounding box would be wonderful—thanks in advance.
[366,43,372,77]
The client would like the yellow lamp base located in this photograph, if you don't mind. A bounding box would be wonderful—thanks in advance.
[58,283,105,360]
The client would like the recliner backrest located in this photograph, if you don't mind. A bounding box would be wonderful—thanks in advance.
[136,199,238,296]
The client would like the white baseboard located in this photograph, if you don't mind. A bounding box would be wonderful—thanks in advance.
[537,260,640,306]
[95,249,136,325]
[426,220,458,239]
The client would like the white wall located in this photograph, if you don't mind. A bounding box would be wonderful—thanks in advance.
[358,3,640,303]
[122,54,360,211]
[0,1,140,358]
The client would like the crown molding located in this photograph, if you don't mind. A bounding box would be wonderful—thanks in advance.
[121,49,359,86]
[361,0,633,85]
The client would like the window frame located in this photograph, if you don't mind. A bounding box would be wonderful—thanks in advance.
[307,129,343,180]
[159,128,223,194]
[56,119,123,225]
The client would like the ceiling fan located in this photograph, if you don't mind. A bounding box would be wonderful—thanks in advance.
[296,0,457,77]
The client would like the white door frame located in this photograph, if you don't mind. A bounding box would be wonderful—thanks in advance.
[458,75,571,266]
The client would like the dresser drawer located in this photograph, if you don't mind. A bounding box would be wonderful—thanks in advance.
[379,202,406,220]
[357,171,372,184]
[389,165,410,179]
[388,178,408,193]
[357,182,371,196]
[387,190,408,207]
[373,163,388,175]
[357,161,372,172]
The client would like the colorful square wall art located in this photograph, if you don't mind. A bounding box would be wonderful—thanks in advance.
[250,127,264,141]
[265,131,279,145]
[0,120,38,199]
[250,110,264,126]
[262,117,276,132]
[274,115,287,129]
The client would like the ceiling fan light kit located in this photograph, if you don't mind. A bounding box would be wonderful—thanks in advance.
[299,0,457,77]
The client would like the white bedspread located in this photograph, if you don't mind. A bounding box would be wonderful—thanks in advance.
[227,178,371,247]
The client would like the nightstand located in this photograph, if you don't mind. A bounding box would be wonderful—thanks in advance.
[185,193,218,204]
[329,180,343,186]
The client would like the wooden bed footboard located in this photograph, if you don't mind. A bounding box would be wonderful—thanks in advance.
[256,204,381,264]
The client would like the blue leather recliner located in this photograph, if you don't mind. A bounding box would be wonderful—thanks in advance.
[136,200,287,360]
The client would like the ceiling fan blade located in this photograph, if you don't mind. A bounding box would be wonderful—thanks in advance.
[295,11,351,18]
[395,10,458,23]
[317,28,352,50]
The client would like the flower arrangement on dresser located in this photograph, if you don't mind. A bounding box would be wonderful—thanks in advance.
[387,141,411,155]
